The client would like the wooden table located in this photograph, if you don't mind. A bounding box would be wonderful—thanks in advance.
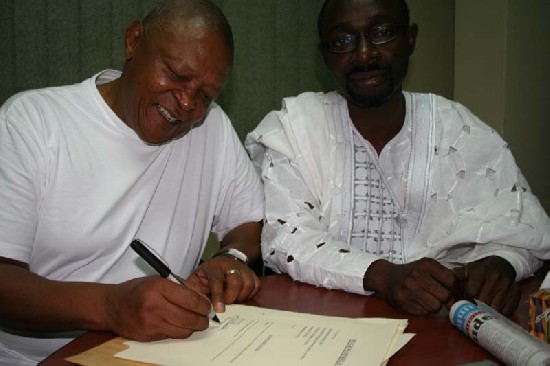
[41,265,547,365]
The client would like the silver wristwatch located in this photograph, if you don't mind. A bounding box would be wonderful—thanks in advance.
[213,248,249,265]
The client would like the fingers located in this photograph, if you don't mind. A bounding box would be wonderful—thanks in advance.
[104,277,211,342]
[136,295,210,341]
[410,278,447,312]
[459,257,519,315]
[195,256,260,313]
[164,280,211,317]
[222,269,244,306]
[462,257,514,300]
[224,267,259,303]
[208,272,226,313]
[475,282,520,315]
[500,284,521,315]
[428,261,461,296]
[209,266,259,312]
[476,275,518,314]
[381,257,519,317]
[184,272,210,295]
[385,259,459,315]
[395,297,436,316]
[158,294,210,338]
[397,292,443,316]
[194,268,211,288]
[404,268,455,314]
[462,265,483,300]
[131,311,208,342]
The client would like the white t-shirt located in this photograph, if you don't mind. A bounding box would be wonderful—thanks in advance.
[0,70,264,364]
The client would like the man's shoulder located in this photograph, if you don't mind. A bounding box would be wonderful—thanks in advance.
[406,92,506,156]
[199,101,234,134]
[1,77,94,117]
[405,91,490,129]
[247,91,343,154]
[255,91,341,131]
[0,73,107,141]
[405,91,459,108]
[186,101,241,154]
[281,91,343,110]
[406,91,480,115]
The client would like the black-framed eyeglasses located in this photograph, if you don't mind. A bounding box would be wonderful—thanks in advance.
[324,24,410,54]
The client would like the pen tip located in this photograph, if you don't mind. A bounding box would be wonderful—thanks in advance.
[212,314,221,323]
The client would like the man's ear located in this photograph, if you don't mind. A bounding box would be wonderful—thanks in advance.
[407,23,419,56]
[124,20,144,61]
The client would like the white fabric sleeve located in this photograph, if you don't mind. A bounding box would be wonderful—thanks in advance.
[254,144,382,295]
[210,109,264,241]
[0,96,47,263]
[423,100,548,280]
[440,243,542,281]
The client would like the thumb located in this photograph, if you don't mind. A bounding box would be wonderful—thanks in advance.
[208,274,226,313]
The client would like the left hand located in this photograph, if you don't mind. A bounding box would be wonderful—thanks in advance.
[187,256,261,313]
[453,256,520,315]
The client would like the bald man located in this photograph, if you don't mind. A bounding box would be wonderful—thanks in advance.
[0,0,263,363]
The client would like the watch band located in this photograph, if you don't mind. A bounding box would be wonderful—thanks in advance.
[213,247,249,265]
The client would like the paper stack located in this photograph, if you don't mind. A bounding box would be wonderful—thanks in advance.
[116,304,413,366]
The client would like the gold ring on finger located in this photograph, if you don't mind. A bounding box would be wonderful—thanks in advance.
[225,268,240,276]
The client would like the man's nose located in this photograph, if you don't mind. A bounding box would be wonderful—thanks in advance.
[173,88,206,124]
[174,89,196,111]
[355,36,377,63]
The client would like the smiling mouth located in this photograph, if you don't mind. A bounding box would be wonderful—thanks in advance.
[156,105,181,125]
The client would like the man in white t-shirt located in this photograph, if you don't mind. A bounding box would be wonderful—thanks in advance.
[246,0,550,317]
[0,0,264,364]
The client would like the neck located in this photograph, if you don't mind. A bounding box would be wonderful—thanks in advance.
[347,91,406,155]
[97,78,124,120]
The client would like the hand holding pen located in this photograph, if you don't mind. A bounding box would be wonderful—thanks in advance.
[100,264,212,341]
[130,239,220,323]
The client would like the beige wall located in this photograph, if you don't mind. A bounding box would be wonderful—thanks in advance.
[405,0,455,99]
[454,0,507,132]
[504,0,550,211]
[454,0,550,211]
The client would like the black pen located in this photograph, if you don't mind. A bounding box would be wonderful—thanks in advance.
[130,239,220,323]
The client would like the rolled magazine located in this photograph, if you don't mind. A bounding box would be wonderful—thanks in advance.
[449,300,550,365]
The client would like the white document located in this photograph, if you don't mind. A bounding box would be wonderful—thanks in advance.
[116,304,413,366]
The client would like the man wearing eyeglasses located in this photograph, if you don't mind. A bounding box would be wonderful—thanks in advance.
[246,0,550,316]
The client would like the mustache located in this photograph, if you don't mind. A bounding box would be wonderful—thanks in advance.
[346,63,388,78]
